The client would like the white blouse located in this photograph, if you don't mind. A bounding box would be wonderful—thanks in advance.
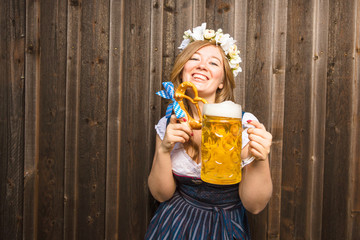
[155,112,258,178]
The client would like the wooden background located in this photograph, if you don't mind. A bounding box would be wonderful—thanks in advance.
[1,0,359,239]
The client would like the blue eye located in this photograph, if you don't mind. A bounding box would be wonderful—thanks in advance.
[210,62,219,66]
[190,57,199,61]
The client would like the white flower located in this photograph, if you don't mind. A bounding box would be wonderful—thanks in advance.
[230,55,242,64]
[178,38,191,50]
[204,29,215,39]
[216,33,228,45]
[220,35,236,53]
[214,32,224,43]
[191,23,206,41]
[232,66,242,77]
[229,58,241,69]
[228,45,240,58]
[183,30,192,39]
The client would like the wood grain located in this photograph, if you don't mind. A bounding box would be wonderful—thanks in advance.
[76,0,109,239]
[0,1,25,239]
[323,0,357,239]
[267,0,287,239]
[35,1,67,239]
[349,2,360,239]
[306,1,328,239]
[233,0,248,105]
[245,0,274,238]
[281,0,315,238]
[105,1,124,239]
[64,1,82,239]
[24,0,40,238]
[118,1,152,239]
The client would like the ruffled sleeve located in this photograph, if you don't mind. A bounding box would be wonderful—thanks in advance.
[154,116,168,140]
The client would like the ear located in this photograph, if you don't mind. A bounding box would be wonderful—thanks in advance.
[218,82,224,89]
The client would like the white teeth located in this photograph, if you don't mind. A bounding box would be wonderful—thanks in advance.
[192,74,207,81]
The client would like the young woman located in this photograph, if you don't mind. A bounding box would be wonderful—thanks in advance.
[145,23,273,240]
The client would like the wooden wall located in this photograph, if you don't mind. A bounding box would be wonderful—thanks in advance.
[1,0,359,239]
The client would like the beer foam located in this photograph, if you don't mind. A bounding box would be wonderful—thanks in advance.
[203,101,242,118]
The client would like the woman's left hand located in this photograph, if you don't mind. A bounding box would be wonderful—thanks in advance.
[247,120,272,161]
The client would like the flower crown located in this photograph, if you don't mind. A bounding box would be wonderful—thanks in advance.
[178,23,242,77]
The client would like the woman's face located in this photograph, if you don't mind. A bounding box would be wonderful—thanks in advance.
[181,45,224,103]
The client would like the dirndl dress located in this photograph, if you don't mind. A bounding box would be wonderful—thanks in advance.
[144,173,250,240]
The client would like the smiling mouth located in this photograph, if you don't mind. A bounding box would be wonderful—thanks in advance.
[192,73,208,81]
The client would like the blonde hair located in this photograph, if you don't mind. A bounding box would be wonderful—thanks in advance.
[168,40,237,161]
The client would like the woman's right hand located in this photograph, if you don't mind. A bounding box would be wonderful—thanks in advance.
[160,114,193,153]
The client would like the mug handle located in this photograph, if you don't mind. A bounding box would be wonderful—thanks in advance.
[241,121,256,168]
[241,156,255,168]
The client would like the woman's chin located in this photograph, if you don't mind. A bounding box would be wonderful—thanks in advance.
[191,80,207,90]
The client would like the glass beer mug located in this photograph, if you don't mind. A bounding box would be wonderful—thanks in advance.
[201,101,243,185]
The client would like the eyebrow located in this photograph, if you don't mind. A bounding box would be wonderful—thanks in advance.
[193,52,222,63]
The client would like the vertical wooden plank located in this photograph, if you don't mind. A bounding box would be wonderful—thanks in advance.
[322,0,357,239]
[77,0,109,239]
[281,0,314,239]
[267,0,287,239]
[245,0,273,123]
[0,1,25,239]
[24,0,40,238]
[162,0,192,83]
[245,0,274,239]
[306,0,328,239]
[64,0,81,239]
[193,0,206,25]
[0,0,10,236]
[234,0,248,105]
[147,0,164,223]
[205,0,234,31]
[35,1,67,239]
[105,0,124,239]
[118,1,151,239]
[349,2,360,239]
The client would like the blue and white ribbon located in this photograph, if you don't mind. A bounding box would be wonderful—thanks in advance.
[156,82,186,119]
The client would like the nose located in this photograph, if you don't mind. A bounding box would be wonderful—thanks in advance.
[196,60,208,71]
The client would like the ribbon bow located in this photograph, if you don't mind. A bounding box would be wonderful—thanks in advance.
[156,82,186,119]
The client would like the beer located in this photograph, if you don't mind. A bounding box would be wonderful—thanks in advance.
[201,101,242,185]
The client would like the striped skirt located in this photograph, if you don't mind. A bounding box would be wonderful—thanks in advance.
[145,190,250,240]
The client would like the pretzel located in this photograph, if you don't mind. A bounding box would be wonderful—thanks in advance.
[174,82,208,129]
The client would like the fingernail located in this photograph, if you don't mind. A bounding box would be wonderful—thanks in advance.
[183,118,187,122]
[247,120,252,123]
[191,132,194,136]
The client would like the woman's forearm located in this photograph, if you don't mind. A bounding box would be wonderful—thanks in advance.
[239,157,273,214]
[148,137,177,202]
